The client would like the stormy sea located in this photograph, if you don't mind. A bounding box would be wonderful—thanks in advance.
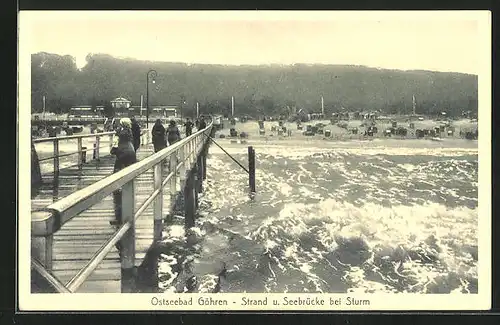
[155,128,478,294]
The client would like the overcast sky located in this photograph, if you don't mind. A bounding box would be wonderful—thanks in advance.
[21,11,488,75]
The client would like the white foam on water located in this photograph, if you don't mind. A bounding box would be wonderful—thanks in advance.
[198,274,220,293]
[158,254,179,289]
[184,139,478,293]
[210,144,477,159]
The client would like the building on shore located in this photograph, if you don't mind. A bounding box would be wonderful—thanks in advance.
[68,105,105,118]
[32,97,180,120]
[126,105,178,119]
[111,97,132,109]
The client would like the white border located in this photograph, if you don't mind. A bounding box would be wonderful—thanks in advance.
[18,10,491,311]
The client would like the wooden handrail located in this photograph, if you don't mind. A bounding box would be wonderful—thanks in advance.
[63,162,183,292]
[33,131,115,144]
[31,258,71,293]
[31,122,213,292]
[31,122,213,237]
[65,221,133,292]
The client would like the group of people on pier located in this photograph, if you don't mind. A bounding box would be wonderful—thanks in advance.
[109,117,208,234]
[150,117,205,153]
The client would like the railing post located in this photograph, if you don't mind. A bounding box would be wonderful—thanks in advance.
[109,134,114,153]
[120,180,136,293]
[178,146,186,187]
[53,139,59,177]
[184,171,196,229]
[95,135,100,161]
[77,137,83,169]
[153,163,163,242]
[31,212,54,271]
[194,161,199,210]
[168,152,178,223]
[202,142,208,180]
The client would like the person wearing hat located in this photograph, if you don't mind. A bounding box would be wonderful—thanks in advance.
[166,120,181,146]
[152,119,167,153]
[110,118,137,234]
[184,117,194,137]
[130,117,141,152]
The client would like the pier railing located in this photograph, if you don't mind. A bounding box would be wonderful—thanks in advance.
[33,130,149,175]
[31,122,213,293]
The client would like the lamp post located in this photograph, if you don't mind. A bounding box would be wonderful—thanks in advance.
[146,69,158,129]
[180,95,186,121]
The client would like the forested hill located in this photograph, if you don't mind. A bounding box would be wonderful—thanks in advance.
[31,52,478,117]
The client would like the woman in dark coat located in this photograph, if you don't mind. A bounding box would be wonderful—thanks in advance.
[130,117,141,152]
[31,137,42,195]
[110,118,137,229]
[111,118,137,172]
[151,119,167,153]
[166,120,181,146]
[198,118,207,130]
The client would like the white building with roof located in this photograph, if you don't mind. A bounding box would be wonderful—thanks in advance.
[110,97,131,109]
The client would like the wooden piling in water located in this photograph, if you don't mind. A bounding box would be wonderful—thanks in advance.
[248,146,256,195]
[202,144,208,180]
[196,154,204,193]
[184,171,196,228]
[194,171,199,210]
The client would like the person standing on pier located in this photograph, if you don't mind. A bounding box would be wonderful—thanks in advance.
[198,118,207,130]
[166,120,181,146]
[152,119,167,153]
[110,118,137,229]
[31,137,42,194]
[130,117,141,152]
[184,118,194,137]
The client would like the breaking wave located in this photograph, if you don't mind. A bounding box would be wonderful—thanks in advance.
[157,141,478,294]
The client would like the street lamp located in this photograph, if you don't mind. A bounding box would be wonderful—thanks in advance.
[180,95,186,121]
[146,69,158,129]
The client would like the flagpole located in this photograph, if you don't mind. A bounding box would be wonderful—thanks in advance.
[412,95,416,115]
[321,96,324,116]
[231,96,234,117]
[140,95,143,116]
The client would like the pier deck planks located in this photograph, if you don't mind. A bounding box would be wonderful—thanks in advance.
[31,144,179,293]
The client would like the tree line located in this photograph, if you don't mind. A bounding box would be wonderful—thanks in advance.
[31,52,478,117]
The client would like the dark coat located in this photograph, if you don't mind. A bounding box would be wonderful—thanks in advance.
[111,128,137,173]
[131,120,141,151]
[152,123,167,152]
[184,121,194,136]
[31,139,42,190]
[199,120,207,130]
[166,125,181,144]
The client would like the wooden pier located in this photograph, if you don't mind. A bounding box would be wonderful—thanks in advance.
[31,123,214,293]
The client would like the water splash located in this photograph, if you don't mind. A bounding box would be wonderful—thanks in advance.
[158,141,478,294]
